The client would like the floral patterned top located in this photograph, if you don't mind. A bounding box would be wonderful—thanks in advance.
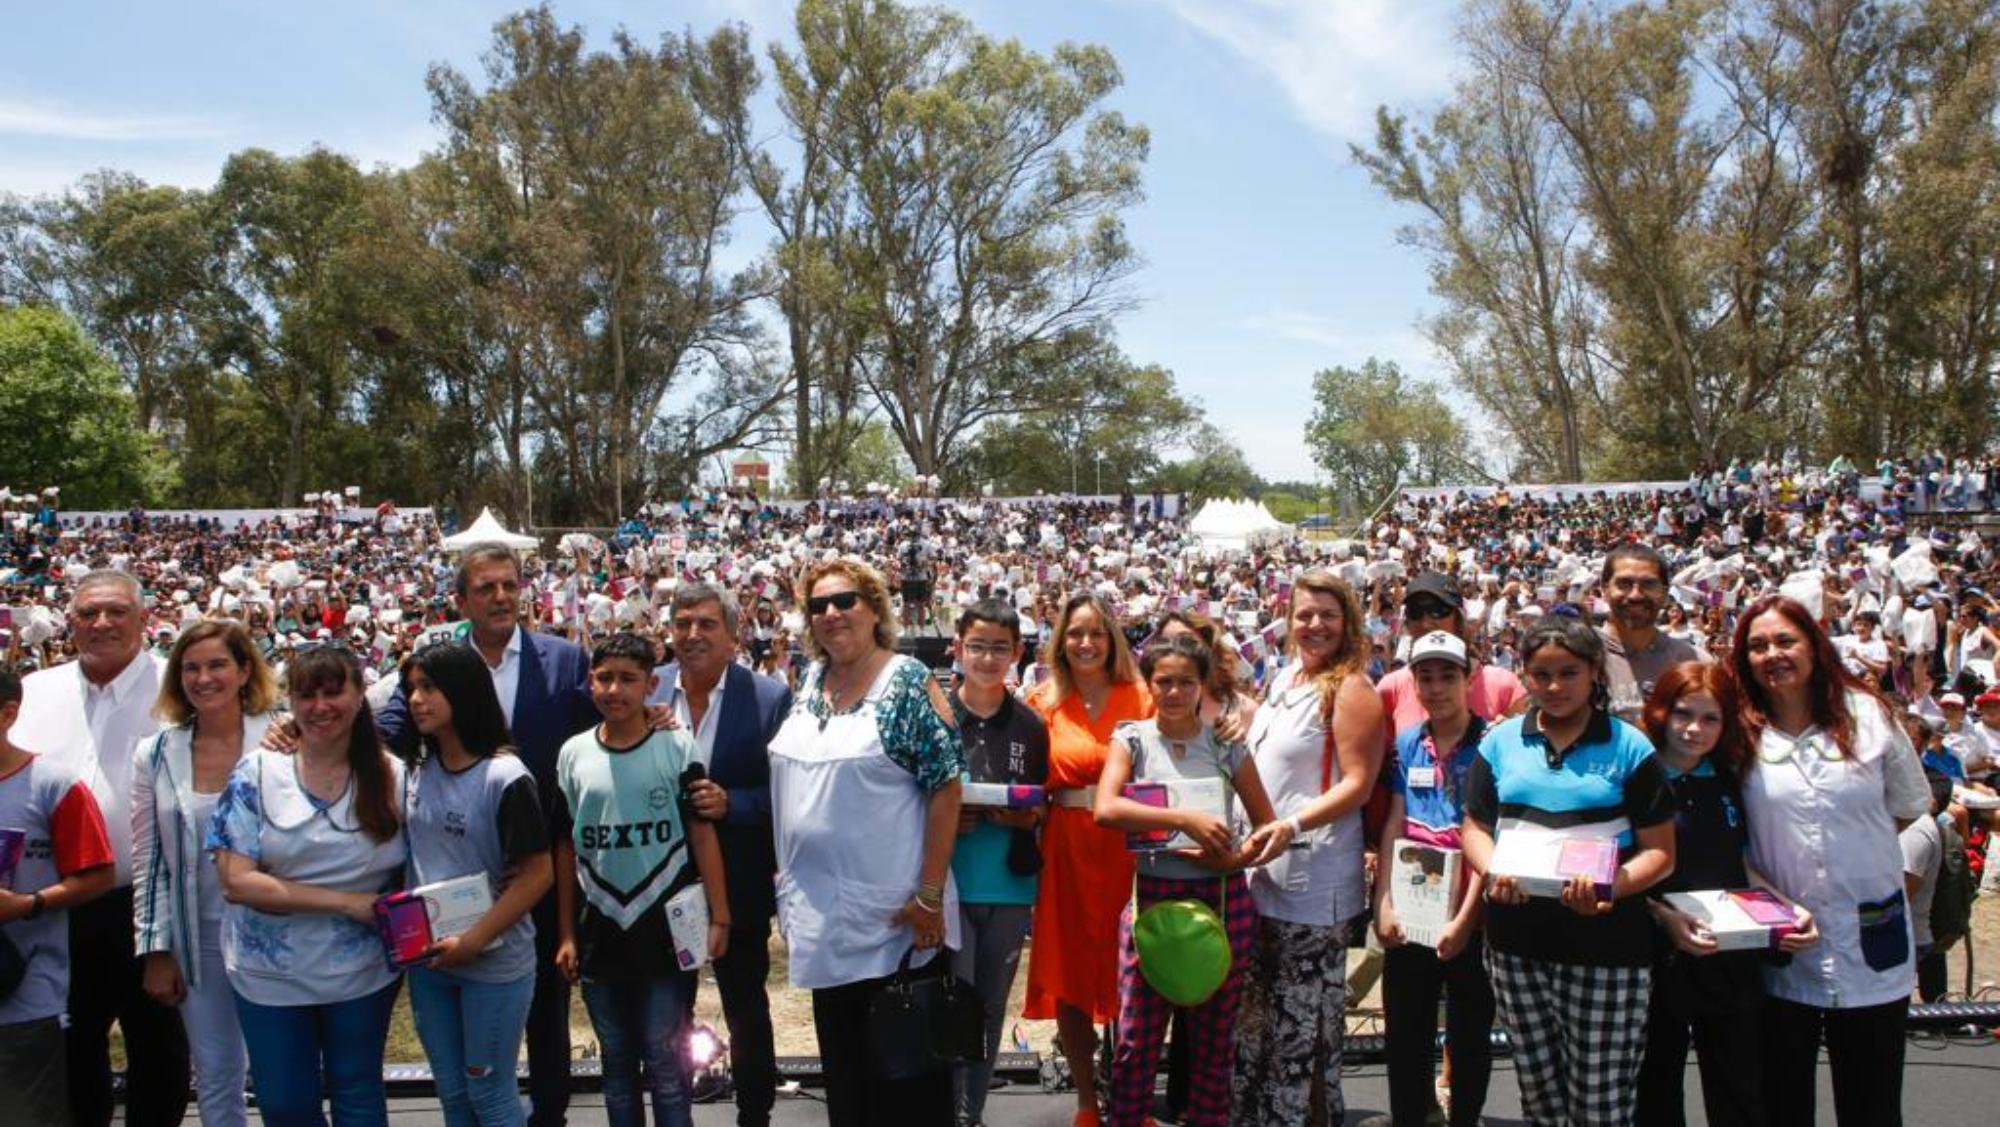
[800,655,964,792]
[206,748,407,1006]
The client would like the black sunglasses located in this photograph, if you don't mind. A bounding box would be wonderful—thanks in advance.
[806,591,863,616]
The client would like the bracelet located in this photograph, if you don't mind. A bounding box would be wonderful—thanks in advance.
[27,891,44,920]
[1285,814,1305,838]
[912,894,944,915]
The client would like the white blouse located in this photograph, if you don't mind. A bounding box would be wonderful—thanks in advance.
[1742,691,1931,1009]
[1244,668,1365,928]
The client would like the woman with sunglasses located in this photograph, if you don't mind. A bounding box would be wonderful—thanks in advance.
[1732,595,1930,1126]
[206,645,407,1127]
[1022,591,1153,1127]
[766,559,964,1127]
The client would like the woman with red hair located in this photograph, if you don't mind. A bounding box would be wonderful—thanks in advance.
[1634,661,1819,1127]
[1731,596,1930,1126]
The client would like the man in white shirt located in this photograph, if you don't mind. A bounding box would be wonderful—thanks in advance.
[11,571,187,1127]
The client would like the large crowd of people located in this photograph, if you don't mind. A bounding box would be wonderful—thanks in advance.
[0,449,1995,1127]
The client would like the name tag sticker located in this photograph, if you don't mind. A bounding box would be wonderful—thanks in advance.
[1408,767,1439,790]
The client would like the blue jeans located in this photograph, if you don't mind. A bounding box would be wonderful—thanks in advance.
[409,967,535,1127]
[580,974,695,1127]
[232,981,400,1127]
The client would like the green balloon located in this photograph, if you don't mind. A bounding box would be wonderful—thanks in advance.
[1133,898,1231,1007]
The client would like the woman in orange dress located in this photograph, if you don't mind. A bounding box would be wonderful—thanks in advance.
[1024,591,1154,1127]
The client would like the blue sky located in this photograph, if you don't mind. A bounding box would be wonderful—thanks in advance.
[1,0,1468,485]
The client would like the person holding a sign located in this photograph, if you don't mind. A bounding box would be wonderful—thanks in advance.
[1369,630,1494,1127]
[1460,615,1676,1127]
[207,644,408,1126]
[399,641,553,1127]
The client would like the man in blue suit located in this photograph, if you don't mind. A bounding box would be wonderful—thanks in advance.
[377,543,596,1127]
[649,581,792,1127]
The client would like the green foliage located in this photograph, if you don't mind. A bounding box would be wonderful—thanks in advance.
[770,0,1150,481]
[0,1,1166,518]
[1360,0,2000,476]
[1306,358,1474,510]
[0,305,172,506]
[1260,491,1318,524]
[1150,423,1261,503]
[966,347,1197,495]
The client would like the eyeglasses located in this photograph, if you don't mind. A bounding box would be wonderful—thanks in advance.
[806,591,863,616]
[1406,600,1453,620]
[962,643,1013,661]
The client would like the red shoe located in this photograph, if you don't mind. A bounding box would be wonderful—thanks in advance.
[1071,1109,1101,1127]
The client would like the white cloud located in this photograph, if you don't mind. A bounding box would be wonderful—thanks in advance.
[1151,0,1459,144]
[0,98,229,143]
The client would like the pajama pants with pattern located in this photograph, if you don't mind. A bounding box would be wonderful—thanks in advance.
[1486,949,1652,1126]
[1107,873,1256,1127]
[1231,916,1350,1126]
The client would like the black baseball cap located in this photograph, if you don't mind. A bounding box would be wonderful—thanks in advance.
[1404,571,1463,611]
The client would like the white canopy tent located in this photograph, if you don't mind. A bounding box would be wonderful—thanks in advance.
[439,507,538,552]
[1187,498,1292,551]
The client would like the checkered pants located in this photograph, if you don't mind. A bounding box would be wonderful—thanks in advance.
[1107,873,1258,1127]
[1485,949,1651,1126]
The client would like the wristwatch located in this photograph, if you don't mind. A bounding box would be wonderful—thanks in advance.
[26,891,45,920]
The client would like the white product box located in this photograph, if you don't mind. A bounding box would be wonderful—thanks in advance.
[666,882,712,971]
[415,873,500,948]
[960,783,1047,809]
[1122,778,1230,853]
[1663,889,1806,951]
[1488,830,1620,900]
[1388,839,1463,948]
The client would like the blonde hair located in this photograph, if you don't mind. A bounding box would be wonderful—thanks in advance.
[1288,570,1368,722]
[1041,591,1139,701]
[155,619,282,725]
[796,558,899,659]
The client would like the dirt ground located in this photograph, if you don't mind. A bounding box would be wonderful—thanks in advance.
[141,888,2000,1068]
[547,889,2000,1062]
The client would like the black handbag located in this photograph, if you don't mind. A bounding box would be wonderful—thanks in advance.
[864,945,985,1080]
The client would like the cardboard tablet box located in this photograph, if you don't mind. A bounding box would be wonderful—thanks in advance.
[1388,838,1463,949]
[373,873,499,968]
[960,782,1047,809]
[1488,831,1619,900]
[1121,778,1229,853]
[1663,888,1806,951]
[666,882,712,971]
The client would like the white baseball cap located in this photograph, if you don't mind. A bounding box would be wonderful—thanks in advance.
[1408,630,1469,670]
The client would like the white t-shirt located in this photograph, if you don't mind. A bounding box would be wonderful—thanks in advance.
[1900,813,1942,949]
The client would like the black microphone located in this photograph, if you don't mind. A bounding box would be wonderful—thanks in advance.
[679,761,711,821]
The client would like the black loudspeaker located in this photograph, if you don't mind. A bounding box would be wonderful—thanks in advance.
[897,634,953,671]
